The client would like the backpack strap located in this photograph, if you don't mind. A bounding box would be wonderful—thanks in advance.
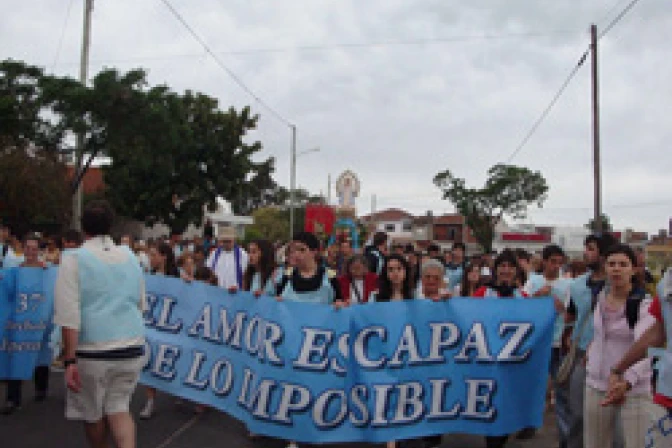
[625,290,645,330]
[276,274,291,297]
[234,245,243,288]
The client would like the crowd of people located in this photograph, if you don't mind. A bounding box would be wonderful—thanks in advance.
[1,205,671,448]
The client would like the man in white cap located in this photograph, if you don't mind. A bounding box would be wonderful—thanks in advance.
[206,225,248,290]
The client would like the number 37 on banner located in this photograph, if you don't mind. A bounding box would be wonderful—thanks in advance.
[16,293,45,313]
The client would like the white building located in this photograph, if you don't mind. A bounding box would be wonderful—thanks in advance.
[360,208,415,244]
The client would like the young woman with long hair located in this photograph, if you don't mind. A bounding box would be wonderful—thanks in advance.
[373,254,415,302]
[583,244,654,448]
[454,262,482,297]
[243,239,277,296]
[141,242,179,419]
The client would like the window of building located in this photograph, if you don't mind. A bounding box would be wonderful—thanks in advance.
[403,221,412,232]
[448,228,456,240]
[385,224,396,232]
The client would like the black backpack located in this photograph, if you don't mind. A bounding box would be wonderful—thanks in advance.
[0,244,8,268]
[624,290,646,330]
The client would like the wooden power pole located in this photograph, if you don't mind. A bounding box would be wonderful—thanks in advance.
[591,24,603,233]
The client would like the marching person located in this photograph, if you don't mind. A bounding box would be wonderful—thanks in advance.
[242,239,278,296]
[523,244,572,445]
[276,232,343,305]
[602,266,672,447]
[417,258,451,302]
[337,254,378,304]
[2,233,50,415]
[565,232,618,448]
[582,244,654,448]
[207,226,248,291]
[473,249,528,448]
[140,241,179,419]
[275,232,343,448]
[453,262,482,297]
[370,254,416,448]
[54,200,146,448]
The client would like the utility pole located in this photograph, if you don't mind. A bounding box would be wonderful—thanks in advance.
[591,24,603,233]
[71,0,93,230]
[327,174,331,205]
[289,125,297,239]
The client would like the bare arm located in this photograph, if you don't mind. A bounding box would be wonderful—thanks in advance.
[61,327,79,360]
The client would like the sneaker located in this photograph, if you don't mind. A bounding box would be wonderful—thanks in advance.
[286,442,299,448]
[1,402,21,415]
[139,400,154,419]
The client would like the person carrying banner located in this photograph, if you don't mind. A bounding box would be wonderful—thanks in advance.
[275,232,343,448]
[276,232,343,305]
[602,266,672,447]
[523,244,572,446]
[473,248,528,448]
[337,254,377,304]
[140,241,180,419]
[453,262,482,297]
[371,254,415,303]
[54,200,146,448]
[206,226,248,291]
[243,239,279,297]
[417,258,451,302]
[2,233,50,415]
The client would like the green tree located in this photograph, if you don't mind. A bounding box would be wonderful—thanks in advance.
[434,164,548,252]
[247,207,290,243]
[0,60,80,234]
[585,214,612,232]
[0,148,70,236]
[96,72,272,235]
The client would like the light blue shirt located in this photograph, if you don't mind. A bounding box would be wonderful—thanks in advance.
[524,273,570,346]
[75,246,145,344]
[569,272,599,351]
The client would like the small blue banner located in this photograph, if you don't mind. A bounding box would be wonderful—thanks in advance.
[0,267,56,379]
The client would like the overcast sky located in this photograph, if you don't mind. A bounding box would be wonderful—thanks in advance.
[2,0,670,233]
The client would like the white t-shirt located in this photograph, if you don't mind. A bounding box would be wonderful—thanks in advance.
[207,247,249,289]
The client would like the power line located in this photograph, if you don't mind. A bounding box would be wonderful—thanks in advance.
[50,0,76,72]
[50,30,579,68]
[160,0,293,127]
[599,0,644,38]
[503,0,645,163]
[504,50,589,163]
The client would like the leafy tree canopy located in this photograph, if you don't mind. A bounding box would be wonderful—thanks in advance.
[434,164,549,252]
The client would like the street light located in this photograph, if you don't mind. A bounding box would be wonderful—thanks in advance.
[289,125,320,238]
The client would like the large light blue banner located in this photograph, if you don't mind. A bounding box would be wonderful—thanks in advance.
[0,267,56,379]
[140,275,556,443]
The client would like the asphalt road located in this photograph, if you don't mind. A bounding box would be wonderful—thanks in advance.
[1,372,559,448]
